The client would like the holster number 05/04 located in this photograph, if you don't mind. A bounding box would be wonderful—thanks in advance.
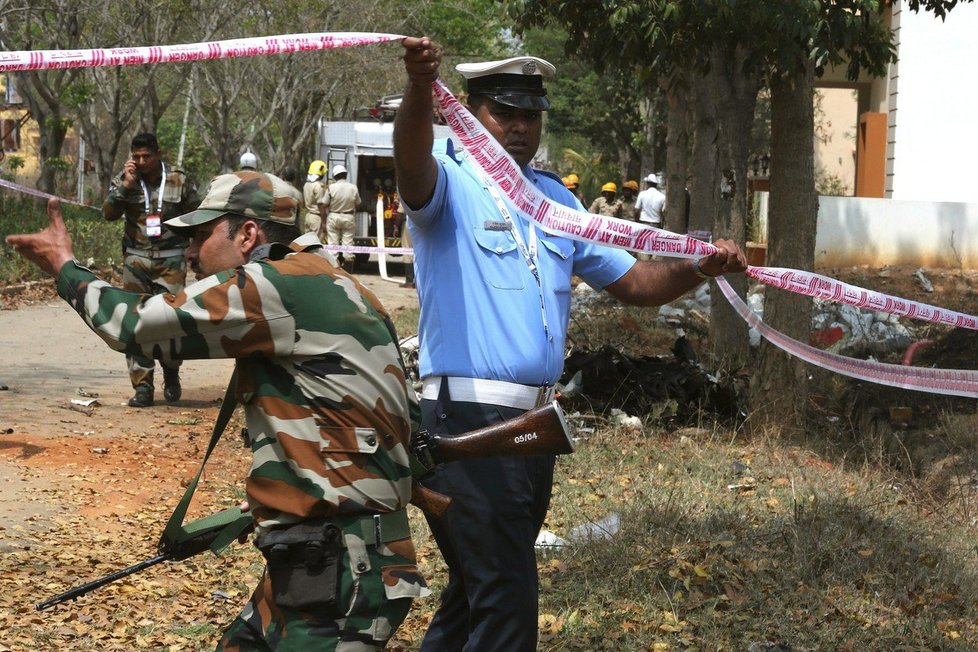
[255,519,342,612]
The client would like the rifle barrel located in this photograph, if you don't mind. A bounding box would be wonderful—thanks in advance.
[36,554,169,611]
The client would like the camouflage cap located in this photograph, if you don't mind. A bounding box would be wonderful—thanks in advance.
[165,171,300,234]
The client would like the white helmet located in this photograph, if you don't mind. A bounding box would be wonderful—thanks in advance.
[645,173,659,185]
[239,152,257,170]
[332,164,348,178]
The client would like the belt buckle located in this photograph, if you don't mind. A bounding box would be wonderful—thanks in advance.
[535,385,551,407]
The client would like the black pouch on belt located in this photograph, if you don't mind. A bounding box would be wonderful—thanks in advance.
[255,519,342,612]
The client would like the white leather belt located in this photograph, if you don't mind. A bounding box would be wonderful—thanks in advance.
[126,247,186,259]
[421,376,555,411]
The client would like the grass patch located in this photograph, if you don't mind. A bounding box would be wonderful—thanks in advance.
[531,421,978,650]
[398,297,978,650]
[0,194,121,284]
[392,305,420,339]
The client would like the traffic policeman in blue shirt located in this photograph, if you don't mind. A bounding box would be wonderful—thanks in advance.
[393,36,748,652]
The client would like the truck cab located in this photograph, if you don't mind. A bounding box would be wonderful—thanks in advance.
[316,96,455,264]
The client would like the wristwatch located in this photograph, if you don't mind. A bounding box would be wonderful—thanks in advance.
[692,258,718,279]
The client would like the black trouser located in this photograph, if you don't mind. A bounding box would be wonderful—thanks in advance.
[418,382,555,652]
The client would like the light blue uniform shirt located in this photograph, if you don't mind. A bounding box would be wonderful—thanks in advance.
[405,139,637,387]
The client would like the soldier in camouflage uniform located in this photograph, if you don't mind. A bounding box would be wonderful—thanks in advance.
[103,132,200,407]
[9,170,429,651]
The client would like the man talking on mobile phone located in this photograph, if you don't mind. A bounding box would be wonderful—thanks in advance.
[102,132,200,407]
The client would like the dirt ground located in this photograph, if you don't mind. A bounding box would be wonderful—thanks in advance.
[1,262,977,640]
[0,270,421,554]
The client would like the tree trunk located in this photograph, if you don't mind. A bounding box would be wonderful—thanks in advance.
[19,71,72,194]
[662,75,689,235]
[687,70,720,238]
[749,62,819,435]
[640,96,657,179]
[707,45,760,370]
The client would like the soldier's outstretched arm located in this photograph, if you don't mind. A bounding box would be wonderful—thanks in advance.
[8,199,293,363]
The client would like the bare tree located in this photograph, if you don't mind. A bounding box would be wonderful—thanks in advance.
[72,1,216,193]
[189,0,414,176]
[0,0,91,193]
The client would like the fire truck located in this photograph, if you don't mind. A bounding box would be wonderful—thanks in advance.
[315,95,456,266]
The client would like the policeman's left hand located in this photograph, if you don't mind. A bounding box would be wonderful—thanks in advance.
[5,198,76,278]
[696,238,748,277]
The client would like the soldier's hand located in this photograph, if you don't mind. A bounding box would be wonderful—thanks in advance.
[696,238,748,277]
[237,500,252,543]
[5,198,76,277]
[401,36,441,85]
[121,159,139,189]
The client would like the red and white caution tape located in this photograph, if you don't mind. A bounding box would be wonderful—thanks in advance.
[6,30,974,394]
[0,178,97,210]
[0,32,403,72]
[321,244,411,255]
[432,78,978,333]
[716,276,978,398]
[433,82,716,261]
[747,266,978,330]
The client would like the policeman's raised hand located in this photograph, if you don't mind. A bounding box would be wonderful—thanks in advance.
[696,238,748,277]
[401,36,441,84]
[5,197,76,277]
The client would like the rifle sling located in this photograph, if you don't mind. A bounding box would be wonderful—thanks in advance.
[160,372,251,556]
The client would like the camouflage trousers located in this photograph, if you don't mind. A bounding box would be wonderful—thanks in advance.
[121,251,187,389]
[216,515,427,651]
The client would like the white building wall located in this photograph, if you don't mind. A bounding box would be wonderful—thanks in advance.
[889,1,978,202]
[816,196,978,268]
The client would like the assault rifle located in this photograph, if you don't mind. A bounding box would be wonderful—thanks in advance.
[36,401,575,611]
[411,400,575,472]
[36,507,253,611]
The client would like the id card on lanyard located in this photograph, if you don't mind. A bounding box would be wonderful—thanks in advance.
[141,162,167,238]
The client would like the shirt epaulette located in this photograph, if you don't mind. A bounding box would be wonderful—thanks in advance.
[249,242,293,262]
[534,169,564,185]
[435,138,462,164]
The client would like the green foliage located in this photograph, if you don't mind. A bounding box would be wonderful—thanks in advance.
[507,0,904,85]
[558,147,616,202]
[816,168,851,197]
[60,82,97,109]
[0,194,121,284]
[418,0,512,59]
[43,156,71,172]
[5,156,26,173]
[156,115,218,185]
[518,25,647,178]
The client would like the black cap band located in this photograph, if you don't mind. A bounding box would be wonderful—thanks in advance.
[466,73,550,111]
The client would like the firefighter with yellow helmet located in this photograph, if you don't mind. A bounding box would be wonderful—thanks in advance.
[589,181,623,218]
[563,172,586,207]
[302,160,327,235]
[620,180,639,221]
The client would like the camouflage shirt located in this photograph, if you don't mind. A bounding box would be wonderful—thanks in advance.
[104,166,199,252]
[56,234,416,530]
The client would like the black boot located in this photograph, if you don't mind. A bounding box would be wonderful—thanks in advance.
[163,367,181,403]
[400,265,416,289]
[128,384,154,408]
